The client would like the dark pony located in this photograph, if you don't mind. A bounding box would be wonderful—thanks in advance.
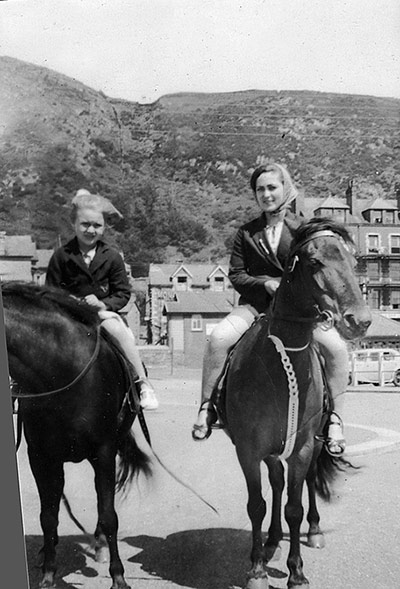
[218,218,371,589]
[2,281,151,589]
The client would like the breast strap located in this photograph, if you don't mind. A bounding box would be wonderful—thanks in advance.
[268,335,299,461]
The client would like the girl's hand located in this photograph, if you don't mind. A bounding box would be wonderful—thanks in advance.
[84,294,107,310]
[264,279,281,296]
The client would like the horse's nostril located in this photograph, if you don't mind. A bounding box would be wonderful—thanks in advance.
[344,311,372,331]
[361,319,372,331]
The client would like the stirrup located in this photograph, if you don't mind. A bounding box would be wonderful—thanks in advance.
[321,411,346,457]
[192,401,218,441]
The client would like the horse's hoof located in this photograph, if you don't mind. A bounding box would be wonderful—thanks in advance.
[246,577,269,589]
[288,579,309,589]
[265,543,282,562]
[95,546,109,563]
[39,578,56,589]
[307,533,325,549]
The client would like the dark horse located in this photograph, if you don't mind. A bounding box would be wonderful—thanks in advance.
[2,282,151,589]
[218,218,371,589]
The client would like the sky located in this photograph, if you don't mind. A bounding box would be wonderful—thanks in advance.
[0,0,399,104]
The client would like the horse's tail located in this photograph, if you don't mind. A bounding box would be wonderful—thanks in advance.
[116,428,152,494]
[314,445,358,502]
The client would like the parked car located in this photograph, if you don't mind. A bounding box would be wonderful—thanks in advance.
[349,348,400,386]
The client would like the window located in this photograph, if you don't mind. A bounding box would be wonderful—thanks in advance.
[334,209,346,222]
[176,276,188,291]
[367,234,379,253]
[371,211,383,224]
[384,210,395,224]
[367,260,380,280]
[213,276,225,291]
[191,314,203,331]
[368,288,381,309]
[391,290,400,309]
[390,235,400,254]
[390,261,400,281]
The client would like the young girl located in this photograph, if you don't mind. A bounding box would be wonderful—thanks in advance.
[192,164,347,456]
[46,189,159,410]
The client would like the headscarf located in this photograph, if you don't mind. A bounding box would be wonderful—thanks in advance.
[71,189,123,219]
[270,163,298,214]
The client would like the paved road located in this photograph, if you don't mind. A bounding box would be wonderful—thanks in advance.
[17,370,400,589]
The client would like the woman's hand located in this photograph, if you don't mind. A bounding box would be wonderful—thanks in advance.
[264,279,281,296]
[83,294,107,310]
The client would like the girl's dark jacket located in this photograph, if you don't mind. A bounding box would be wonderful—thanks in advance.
[45,237,131,312]
[228,210,305,314]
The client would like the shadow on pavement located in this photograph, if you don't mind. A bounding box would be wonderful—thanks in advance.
[124,528,288,589]
[25,534,99,588]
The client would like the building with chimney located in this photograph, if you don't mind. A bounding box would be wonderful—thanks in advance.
[147,263,233,344]
[306,181,400,317]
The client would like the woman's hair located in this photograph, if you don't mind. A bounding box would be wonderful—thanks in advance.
[250,163,299,211]
[70,189,123,223]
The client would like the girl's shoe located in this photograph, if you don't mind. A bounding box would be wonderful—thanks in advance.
[137,379,159,410]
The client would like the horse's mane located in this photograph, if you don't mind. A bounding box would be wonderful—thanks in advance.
[291,217,354,250]
[1,281,100,327]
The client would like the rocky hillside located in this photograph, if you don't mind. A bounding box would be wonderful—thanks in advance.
[1,56,399,275]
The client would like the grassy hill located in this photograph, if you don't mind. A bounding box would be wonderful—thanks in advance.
[1,56,399,275]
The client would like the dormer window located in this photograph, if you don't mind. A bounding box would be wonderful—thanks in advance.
[371,211,383,223]
[212,276,225,291]
[384,210,395,224]
[176,276,188,291]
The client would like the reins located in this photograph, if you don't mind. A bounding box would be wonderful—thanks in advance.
[270,229,345,329]
[11,325,102,399]
[266,231,343,458]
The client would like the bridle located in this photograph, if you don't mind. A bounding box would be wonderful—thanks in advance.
[271,230,350,328]
[11,325,102,399]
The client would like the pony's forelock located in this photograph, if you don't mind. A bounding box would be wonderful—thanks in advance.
[292,217,355,250]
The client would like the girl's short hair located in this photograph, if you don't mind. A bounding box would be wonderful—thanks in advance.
[70,189,123,222]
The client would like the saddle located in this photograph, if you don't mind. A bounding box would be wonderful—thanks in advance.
[210,320,332,438]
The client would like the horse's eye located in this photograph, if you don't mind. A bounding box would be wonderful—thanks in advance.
[309,258,320,270]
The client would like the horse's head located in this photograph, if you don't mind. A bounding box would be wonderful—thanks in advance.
[282,218,371,340]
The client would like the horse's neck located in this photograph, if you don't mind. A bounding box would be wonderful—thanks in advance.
[268,284,314,349]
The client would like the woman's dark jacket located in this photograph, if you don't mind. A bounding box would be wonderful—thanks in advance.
[45,237,131,312]
[228,211,304,314]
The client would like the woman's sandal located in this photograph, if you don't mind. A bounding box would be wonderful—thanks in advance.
[192,401,218,441]
[324,411,346,457]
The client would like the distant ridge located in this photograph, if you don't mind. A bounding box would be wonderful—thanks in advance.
[0,56,399,274]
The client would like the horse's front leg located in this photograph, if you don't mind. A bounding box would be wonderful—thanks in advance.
[28,450,64,589]
[90,447,130,589]
[285,456,311,589]
[305,447,325,549]
[264,457,285,562]
[237,447,269,589]
[94,520,109,564]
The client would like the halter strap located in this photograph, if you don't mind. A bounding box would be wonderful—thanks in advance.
[11,325,102,399]
[290,230,343,257]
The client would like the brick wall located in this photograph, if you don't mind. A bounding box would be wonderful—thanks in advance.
[138,345,172,369]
